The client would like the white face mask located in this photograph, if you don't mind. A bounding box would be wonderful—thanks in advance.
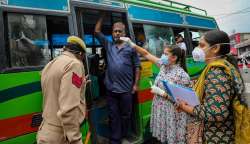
[192,43,231,62]
[192,47,207,62]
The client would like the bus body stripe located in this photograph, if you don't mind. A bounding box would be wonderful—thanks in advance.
[137,89,153,103]
[0,113,39,141]
[0,82,41,103]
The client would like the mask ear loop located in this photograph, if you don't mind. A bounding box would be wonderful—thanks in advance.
[205,43,232,61]
[205,55,223,61]
[219,43,232,45]
[207,43,231,50]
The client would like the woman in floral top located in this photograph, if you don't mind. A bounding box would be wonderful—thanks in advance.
[120,37,191,144]
[178,30,244,144]
[149,48,191,143]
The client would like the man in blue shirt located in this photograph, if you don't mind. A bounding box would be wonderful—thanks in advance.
[95,15,140,144]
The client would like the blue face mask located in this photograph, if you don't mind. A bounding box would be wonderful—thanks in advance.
[159,54,169,65]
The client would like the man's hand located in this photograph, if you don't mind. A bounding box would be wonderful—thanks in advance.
[132,84,138,94]
[95,12,106,33]
[120,37,136,47]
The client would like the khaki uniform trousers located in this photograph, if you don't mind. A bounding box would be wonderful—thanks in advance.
[37,121,68,144]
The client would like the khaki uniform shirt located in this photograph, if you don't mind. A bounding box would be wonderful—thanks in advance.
[40,51,86,143]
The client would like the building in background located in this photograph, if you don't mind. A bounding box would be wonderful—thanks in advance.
[230,33,250,56]
[230,33,250,69]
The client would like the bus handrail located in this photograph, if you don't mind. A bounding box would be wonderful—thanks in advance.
[160,0,207,16]
[123,0,208,16]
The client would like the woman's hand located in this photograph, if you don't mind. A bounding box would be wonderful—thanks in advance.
[177,99,194,114]
[120,37,160,64]
[150,85,166,96]
[120,37,136,47]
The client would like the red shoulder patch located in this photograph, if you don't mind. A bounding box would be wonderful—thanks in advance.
[72,72,82,88]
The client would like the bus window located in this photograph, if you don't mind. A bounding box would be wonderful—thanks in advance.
[7,13,50,67]
[82,9,113,55]
[46,16,69,58]
[189,29,206,50]
[143,24,174,57]
[173,28,188,53]
[111,12,123,24]
[133,23,146,47]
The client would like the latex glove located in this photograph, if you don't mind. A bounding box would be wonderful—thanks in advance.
[120,37,136,47]
[151,85,166,96]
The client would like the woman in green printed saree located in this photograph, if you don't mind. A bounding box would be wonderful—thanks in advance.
[178,30,248,144]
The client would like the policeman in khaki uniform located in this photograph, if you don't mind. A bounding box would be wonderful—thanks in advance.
[37,36,87,144]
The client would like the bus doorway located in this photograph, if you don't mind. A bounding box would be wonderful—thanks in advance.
[76,8,138,143]
[172,28,189,54]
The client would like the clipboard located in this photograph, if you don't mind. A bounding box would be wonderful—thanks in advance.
[162,80,200,106]
[162,81,176,102]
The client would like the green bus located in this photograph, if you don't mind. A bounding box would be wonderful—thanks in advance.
[0,0,218,143]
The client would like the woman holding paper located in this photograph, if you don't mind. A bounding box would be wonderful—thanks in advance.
[120,37,191,144]
[177,30,245,144]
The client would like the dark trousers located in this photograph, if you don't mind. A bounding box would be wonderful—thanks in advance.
[106,90,132,144]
